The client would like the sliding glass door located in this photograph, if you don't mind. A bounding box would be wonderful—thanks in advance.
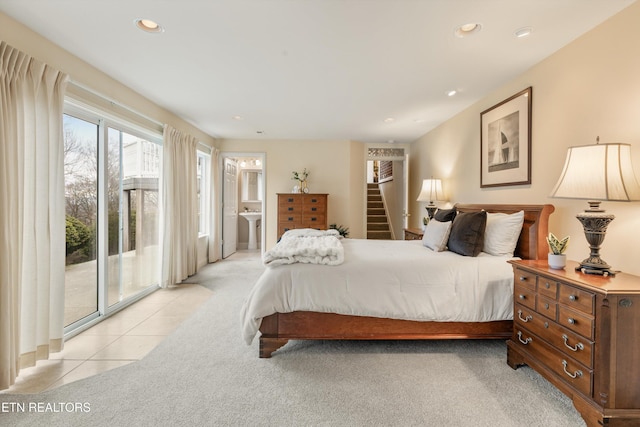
[107,127,160,307]
[63,109,161,329]
[63,114,99,326]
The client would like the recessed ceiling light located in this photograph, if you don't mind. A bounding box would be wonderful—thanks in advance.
[387,139,396,144]
[232,115,243,120]
[413,119,426,123]
[134,18,164,33]
[447,90,457,97]
[515,27,532,38]
[384,117,395,123]
[455,23,482,38]
[256,130,265,134]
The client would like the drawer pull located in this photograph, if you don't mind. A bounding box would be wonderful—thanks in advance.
[518,294,526,300]
[517,310,532,323]
[544,303,549,309]
[562,360,583,379]
[519,276,527,282]
[569,295,577,301]
[545,282,551,289]
[562,334,584,352]
[517,331,532,345]
[567,318,576,325]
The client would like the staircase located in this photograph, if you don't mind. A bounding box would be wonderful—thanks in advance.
[367,183,392,239]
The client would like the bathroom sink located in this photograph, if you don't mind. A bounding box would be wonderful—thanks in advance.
[239,212,262,221]
[239,212,262,249]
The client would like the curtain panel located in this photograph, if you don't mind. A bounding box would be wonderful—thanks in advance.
[0,42,68,390]
[161,125,199,287]
[208,148,221,262]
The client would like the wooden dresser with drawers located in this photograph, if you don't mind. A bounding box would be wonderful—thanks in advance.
[507,259,640,427]
[277,193,328,240]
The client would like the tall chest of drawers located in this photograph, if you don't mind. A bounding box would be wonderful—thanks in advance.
[277,193,328,240]
[507,259,640,427]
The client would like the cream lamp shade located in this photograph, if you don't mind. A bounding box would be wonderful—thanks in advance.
[417,178,443,219]
[550,143,640,203]
[550,141,640,275]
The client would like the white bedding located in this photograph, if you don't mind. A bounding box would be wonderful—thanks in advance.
[240,238,517,345]
[263,228,344,266]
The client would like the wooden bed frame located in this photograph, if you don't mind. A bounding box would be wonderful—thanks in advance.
[258,203,555,358]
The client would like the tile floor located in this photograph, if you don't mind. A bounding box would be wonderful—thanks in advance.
[1,283,213,395]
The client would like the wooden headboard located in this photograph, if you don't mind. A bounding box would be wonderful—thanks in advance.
[454,203,555,261]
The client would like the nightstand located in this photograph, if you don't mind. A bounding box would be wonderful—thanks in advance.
[403,228,423,241]
[507,259,640,427]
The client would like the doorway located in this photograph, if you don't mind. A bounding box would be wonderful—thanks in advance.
[220,152,266,257]
[365,148,408,240]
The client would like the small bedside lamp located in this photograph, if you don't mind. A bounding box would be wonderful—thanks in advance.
[417,177,444,219]
[550,138,640,275]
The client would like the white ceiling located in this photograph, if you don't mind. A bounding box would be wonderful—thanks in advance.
[0,0,635,144]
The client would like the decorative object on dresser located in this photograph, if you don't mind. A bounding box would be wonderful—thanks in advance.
[508,259,640,427]
[403,228,424,241]
[547,232,570,270]
[291,168,309,193]
[550,138,640,276]
[416,177,444,219]
[277,193,327,240]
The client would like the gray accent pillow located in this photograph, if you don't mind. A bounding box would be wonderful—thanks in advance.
[447,211,487,257]
[433,208,457,222]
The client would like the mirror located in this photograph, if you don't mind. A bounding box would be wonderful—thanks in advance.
[242,170,263,202]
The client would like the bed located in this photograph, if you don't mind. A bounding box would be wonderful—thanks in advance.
[242,203,554,358]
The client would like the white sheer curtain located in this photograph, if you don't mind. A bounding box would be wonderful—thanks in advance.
[208,148,221,262]
[161,125,199,287]
[0,42,68,390]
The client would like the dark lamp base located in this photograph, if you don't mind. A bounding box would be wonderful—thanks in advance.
[575,208,616,276]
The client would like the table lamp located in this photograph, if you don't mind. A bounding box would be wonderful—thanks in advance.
[550,138,640,275]
[417,177,443,219]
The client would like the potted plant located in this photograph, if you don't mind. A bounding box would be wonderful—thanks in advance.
[546,232,569,269]
[329,224,349,238]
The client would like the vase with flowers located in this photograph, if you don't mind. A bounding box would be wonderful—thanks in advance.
[546,232,569,269]
[291,168,309,193]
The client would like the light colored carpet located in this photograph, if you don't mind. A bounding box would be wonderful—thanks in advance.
[0,251,586,426]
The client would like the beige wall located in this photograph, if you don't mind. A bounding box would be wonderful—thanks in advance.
[410,2,640,275]
[0,12,217,147]
[7,4,640,273]
[219,139,367,248]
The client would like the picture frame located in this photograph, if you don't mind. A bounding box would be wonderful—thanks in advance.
[480,87,532,188]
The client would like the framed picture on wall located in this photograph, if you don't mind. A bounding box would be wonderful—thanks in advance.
[480,87,532,188]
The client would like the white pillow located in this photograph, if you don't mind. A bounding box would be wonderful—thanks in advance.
[483,210,525,256]
[422,220,452,252]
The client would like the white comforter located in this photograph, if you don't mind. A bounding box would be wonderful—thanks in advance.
[240,238,516,345]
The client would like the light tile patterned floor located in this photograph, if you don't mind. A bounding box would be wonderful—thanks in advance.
[2,283,212,394]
